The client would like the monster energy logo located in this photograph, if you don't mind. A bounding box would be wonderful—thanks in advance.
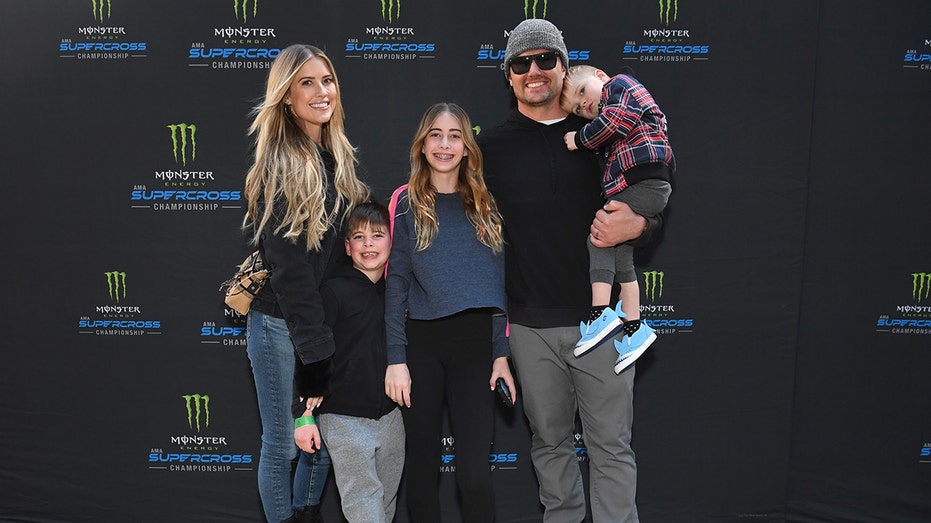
[913,273,931,303]
[92,0,111,22]
[104,271,126,302]
[643,270,665,301]
[167,123,197,166]
[233,0,258,22]
[659,0,678,25]
[523,0,548,18]
[183,394,210,432]
[379,0,401,22]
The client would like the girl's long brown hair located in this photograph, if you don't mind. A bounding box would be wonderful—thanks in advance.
[406,102,503,253]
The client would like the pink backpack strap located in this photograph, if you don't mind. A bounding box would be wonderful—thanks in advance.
[385,184,409,276]
[387,184,408,238]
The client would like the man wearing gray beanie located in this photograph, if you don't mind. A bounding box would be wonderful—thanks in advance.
[478,17,663,523]
[504,18,569,75]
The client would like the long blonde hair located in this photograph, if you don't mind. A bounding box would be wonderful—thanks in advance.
[243,44,370,251]
[407,103,504,253]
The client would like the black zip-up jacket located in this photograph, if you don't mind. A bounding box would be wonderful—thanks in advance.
[250,149,346,399]
[317,264,397,420]
[477,109,662,328]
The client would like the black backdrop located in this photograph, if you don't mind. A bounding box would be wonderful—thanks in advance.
[2,1,930,522]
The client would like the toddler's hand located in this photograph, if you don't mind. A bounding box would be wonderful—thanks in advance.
[564,131,578,151]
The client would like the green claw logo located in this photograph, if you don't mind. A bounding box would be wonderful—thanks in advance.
[659,0,678,25]
[182,394,210,432]
[233,0,258,22]
[643,270,664,301]
[104,271,126,302]
[167,123,197,166]
[523,0,548,18]
[91,0,111,22]
[912,273,931,303]
[380,0,401,22]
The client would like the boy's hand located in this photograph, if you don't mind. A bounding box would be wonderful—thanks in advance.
[564,131,578,151]
[294,421,322,454]
[385,363,412,408]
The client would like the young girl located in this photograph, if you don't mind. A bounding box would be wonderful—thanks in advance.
[384,103,515,522]
[242,44,370,523]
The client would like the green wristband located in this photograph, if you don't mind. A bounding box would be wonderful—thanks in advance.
[294,415,315,429]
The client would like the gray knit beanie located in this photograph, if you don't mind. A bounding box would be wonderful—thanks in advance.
[504,18,568,76]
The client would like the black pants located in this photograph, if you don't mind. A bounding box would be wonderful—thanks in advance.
[402,309,496,523]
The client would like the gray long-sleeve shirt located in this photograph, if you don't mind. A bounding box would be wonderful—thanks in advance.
[385,188,508,364]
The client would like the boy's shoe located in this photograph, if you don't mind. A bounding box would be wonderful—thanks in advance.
[574,303,626,357]
[613,323,657,374]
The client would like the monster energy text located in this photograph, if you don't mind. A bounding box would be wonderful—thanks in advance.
[215,27,276,38]
[644,29,690,38]
[215,27,276,45]
[367,27,414,36]
[170,435,228,447]
[95,305,141,315]
[155,170,214,188]
[77,26,126,41]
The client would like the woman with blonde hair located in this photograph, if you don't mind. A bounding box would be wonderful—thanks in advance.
[384,102,515,522]
[242,43,370,523]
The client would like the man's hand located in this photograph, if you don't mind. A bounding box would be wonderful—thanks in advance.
[590,200,648,248]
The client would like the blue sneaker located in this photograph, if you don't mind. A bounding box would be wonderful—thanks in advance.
[574,303,626,357]
[613,323,656,374]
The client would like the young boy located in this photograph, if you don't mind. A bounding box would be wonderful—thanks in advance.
[309,201,405,523]
[561,65,676,374]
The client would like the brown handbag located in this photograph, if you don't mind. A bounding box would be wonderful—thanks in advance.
[219,250,269,315]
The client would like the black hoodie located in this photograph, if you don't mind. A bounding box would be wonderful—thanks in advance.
[478,109,661,328]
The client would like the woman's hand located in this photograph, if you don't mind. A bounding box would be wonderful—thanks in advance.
[301,396,324,411]
[385,363,412,408]
[490,356,517,405]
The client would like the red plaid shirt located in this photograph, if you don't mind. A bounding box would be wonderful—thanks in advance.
[576,74,676,197]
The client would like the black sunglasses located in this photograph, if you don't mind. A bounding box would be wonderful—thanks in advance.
[508,51,559,75]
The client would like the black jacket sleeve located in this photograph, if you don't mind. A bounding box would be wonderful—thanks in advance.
[294,356,332,400]
[629,210,664,248]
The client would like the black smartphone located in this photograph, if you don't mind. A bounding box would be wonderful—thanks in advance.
[495,377,514,407]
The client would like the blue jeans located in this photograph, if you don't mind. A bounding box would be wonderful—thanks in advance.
[247,310,331,522]
[293,446,330,511]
